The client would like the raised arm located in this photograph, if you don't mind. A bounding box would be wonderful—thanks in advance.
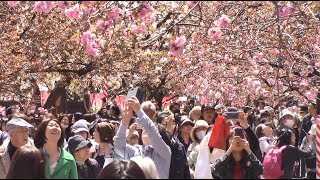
[128,96,171,159]
[113,101,140,159]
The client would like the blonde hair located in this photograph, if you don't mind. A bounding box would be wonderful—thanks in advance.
[130,156,160,179]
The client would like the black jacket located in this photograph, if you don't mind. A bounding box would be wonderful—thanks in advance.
[214,152,263,179]
[77,158,101,179]
[169,136,192,179]
[244,126,263,162]
[281,145,313,179]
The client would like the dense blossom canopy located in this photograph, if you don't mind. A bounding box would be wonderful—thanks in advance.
[0,1,319,107]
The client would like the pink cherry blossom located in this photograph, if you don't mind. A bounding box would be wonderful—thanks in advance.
[252,70,259,76]
[299,79,308,90]
[107,7,121,20]
[84,7,98,14]
[169,36,187,57]
[186,1,199,11]
[7,1,19,7]
[65,4,83,20]
[97,20,113,31]
[34,1,46,13]
[131,23,146,34]
[315,63,320,68]
[132,2,154,19]
[280,4,295,18]
[267,78,275,86]
[208,27,222,41]
[57,1,71,9]
[81,31,93,45]
[172,35,186,47]
[215,14,231,28]
[44,2,55,13]
[82,1,94,5]
[86,43,99,57]
[186,85,193,92]
[142,14,155,24]
[250,61,257,66]
[169,46,184,57]
[34,1,55,13]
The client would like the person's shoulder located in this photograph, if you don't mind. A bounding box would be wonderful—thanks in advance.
[61,148,75,161]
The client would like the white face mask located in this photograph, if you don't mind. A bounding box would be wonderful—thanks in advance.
[61,124,68,129]
[284,120,294,128]
[196,130,206,140]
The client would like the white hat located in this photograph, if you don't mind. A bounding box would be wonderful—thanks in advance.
[264,106,274,113]
[309,124,316,136]
[71,119,90,134]
[190,120,209,141]
[279,109,294,121]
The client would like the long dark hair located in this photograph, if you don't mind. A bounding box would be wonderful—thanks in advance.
[225,127,249,156]
[33,119,65,149]
[5,145,46,179]
[276,128,293,147]
[97,159,146,179]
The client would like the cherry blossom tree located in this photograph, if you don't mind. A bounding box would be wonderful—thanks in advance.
[0,1,319,108]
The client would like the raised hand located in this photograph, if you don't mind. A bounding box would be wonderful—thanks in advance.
[240,139,252,154]
[238,111,249,129]
[119,100,133,126]
[127,96,141,113]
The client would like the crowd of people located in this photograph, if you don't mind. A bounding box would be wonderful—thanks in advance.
[0,95,318,179]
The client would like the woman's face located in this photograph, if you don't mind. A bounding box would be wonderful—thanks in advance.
[180,123,193,135]
[93,128,101,143]
[45,120,62,143]
[61,117,69,126]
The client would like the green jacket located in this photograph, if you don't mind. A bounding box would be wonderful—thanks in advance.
[40,147,78,179]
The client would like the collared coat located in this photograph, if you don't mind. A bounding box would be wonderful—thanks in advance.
[40,147,78,179]
[0,139,34,179]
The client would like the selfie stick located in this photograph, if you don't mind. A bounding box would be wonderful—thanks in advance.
[316,92,320,179]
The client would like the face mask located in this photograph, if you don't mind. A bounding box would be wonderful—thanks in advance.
[284,120,294,128]
[196,130,206,140]
[61,124,68,129]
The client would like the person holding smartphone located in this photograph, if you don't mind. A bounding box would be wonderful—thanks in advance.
[214,127,263,179]
[224,107,263,162]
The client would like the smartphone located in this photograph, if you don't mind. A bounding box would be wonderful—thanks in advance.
[126,87,145,104]
[225,112,239,119]
[234,127,245,139]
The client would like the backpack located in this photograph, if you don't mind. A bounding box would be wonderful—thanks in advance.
[262,145,287,179]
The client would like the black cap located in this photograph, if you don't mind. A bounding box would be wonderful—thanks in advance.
[67,135,92,155]
[201,103,215,113]
[243,106,253,113]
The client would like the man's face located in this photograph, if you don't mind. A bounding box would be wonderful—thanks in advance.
[202,108,215,125]
[9,127,29,148]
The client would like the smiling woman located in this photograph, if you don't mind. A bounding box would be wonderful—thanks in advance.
[33,118,78,179]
